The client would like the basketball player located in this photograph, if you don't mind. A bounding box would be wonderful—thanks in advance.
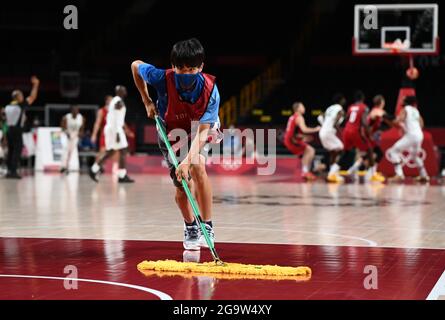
[91,95,113,165]
[318,94,345,183]
[366,95,392,181]
[89,86,134,183]
[340,91,383,181]
[131,38,220,250]
[387,96,429,182]
[284,102,320,181]
[60,105,85,174]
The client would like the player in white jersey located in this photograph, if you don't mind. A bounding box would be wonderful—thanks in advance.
[89,85,135,183]
[387,96,429,182]
[60,105,85,174]
[318,94,345,183]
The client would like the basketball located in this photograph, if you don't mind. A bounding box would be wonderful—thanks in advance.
[406,67,420,80]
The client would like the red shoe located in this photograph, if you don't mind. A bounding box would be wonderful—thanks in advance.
[302,172,317,181]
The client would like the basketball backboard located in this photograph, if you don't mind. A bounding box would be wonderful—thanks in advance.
[353,4,439,55]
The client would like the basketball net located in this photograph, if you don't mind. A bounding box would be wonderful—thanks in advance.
[382,40,420,115]
[382,39,411,54]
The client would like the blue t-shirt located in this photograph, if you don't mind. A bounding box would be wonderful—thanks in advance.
[138,63,220,125]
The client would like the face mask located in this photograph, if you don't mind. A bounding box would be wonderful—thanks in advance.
[174,73,199,93]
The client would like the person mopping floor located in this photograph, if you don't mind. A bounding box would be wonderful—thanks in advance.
[131,38,311,278]
[132,38,220,251]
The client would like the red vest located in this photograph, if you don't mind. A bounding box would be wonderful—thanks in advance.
[164,69,215,134]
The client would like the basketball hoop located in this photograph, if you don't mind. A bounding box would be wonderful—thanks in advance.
[382,39,411,54]
[382,40,419,80]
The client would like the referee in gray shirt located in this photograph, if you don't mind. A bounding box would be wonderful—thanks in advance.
[4,76,40,179]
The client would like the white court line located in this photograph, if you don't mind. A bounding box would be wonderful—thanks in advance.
[0,224,377,247]
[216,226,378,246]
[426,270,445,300]
[2,234,445,251]
[0,274,172,300]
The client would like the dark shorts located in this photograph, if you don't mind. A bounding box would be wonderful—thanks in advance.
[158,131,208,189]
[158,134,191,188]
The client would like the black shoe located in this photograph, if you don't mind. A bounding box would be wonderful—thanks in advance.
[88,168,99,182]
[6,173,22,179]
[118,175,134,183]
[60,168,68,175]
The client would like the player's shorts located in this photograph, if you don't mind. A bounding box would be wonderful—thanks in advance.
[386,133,423,164]
[284,138,307,156]
[104,126,128,151]
[368,131,382,148]
[319,129,343,151]
[342,129,371,152]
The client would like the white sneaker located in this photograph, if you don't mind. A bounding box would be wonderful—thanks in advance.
[199,223,215,248]
[183,224,201,250]
[183,250,201,263]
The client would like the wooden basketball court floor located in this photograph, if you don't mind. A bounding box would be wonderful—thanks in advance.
[1,173,445,300]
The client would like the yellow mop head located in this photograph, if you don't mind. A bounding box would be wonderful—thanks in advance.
[137,260,311,280]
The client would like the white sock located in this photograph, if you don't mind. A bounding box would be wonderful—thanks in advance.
[348,160,362,174]
[365,168,373,180]
[419,167,428,177]
[118,169,127,178]
[302,165,309,174]
[329,163,340,176]
[91,163,100,173]
[395,164,404,177]
[371,165,377,175]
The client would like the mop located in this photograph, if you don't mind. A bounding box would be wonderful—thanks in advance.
[137,116,311,278]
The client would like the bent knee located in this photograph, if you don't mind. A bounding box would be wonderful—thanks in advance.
[306,145,315,155]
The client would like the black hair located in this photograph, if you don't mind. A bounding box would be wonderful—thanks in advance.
[354,90,365,102]
[170,38,205,68]
[403,95,418,106]
[332,93,346,106]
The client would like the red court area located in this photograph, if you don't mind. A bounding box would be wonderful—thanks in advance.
[0,238,444,300]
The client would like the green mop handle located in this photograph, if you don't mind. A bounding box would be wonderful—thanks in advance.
[154,116,222,263]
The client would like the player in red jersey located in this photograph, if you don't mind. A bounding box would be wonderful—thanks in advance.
[366,95,393,182]
[283,102,320,181]
[340,91,380,180]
